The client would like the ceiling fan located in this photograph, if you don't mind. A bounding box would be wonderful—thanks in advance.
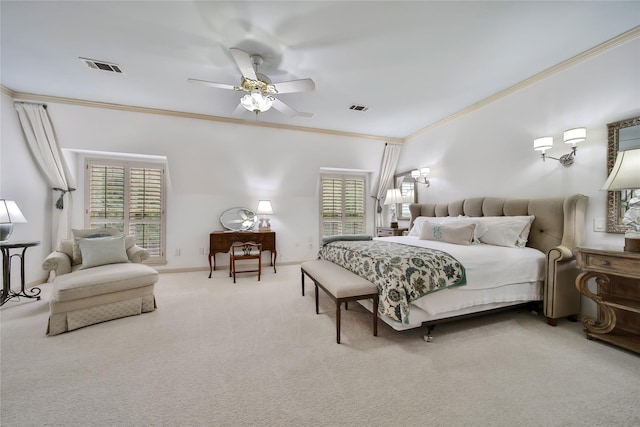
[189,48,315,118]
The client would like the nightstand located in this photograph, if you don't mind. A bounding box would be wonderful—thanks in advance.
[575,247,640,354]
[376,227,408,237]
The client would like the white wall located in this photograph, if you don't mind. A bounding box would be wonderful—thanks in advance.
[398,37,640,247]
[2,97,387,280]
[1,93,51,286]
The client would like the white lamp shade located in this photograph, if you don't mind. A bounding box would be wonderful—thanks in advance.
[384,188,404,205]
[255,200,274,215]
[563,127,586,145]
[533,136,553,152]
[411,169,420,179]
[601,148,640,191]
[0,200,27,224]
[419,167,430,176]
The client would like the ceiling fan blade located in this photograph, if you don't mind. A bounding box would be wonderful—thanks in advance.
[271,98,314,118]
[232,103,246,116]
[229,48,257,81]
[188,78,237,91]
[273,78,315,94]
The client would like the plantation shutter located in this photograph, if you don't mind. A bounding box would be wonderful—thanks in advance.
[320,173,366,237]
[129,167,163,257]
[88,164,125,229]
[86,159,165,263]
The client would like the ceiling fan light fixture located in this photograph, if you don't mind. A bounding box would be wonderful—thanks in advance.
[241,90,273,113]
[190,48,314,116]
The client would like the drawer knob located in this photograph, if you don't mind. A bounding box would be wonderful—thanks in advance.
[600,260,610,266]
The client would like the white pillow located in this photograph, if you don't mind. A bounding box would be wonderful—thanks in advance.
[475,216,535,248]
[78,235,129,269]
[446,216,488,243]
[408,217,431,236]
[419,222,476,245]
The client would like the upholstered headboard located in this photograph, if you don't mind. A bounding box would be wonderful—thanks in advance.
[409,194,589,324]
[409,194,587,255]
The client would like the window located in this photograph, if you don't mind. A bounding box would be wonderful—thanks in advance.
[85,158,166,263]
[320,173,366,237]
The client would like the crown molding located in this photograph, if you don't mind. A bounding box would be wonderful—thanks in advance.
[1,85,16,97]
[403,25,640,143]
[2,87,402,144]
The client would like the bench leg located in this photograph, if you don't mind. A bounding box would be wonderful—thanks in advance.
[373,295,379,337]
[315,284,319,315]
[336,301,342,344]
[301,269,305,296]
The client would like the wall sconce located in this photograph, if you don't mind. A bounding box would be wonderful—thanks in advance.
[255,200,273,231]
[411,167,430,186]
[533,127,586,166]
[384,188,404,228]
[0,200,27,241]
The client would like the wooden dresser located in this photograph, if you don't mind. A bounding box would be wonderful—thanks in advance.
[575,247,640,354]
[209,231,276,278]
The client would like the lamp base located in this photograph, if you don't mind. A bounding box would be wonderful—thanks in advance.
[0,224,13,242]
[258,217,271,231]
[624,237,640,252]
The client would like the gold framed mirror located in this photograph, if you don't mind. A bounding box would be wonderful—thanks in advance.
[394,171,417,220]
[606,116,640,233]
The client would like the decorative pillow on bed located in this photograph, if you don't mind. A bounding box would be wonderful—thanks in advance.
[409,216,466,237]
[419,222,476,245]
[474,216,535,248]
[77,235,129,269]
[71,227,122,265]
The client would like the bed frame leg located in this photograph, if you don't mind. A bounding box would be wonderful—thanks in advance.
[423,325,435,343]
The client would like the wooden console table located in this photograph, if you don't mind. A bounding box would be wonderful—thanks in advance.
[209,231,276,278]
[575,247,640,354]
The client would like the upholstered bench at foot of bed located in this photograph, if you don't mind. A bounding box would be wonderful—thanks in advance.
[47,263,159,336]
[301,260,379,344]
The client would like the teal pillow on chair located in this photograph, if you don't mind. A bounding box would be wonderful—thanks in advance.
[77,235,129,269]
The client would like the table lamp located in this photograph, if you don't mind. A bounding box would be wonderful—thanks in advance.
[256,200,273,231]
[384,189,403,228]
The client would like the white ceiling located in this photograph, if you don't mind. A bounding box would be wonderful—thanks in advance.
[2,1,639,140]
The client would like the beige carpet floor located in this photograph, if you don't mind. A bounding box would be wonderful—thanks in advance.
[1,264,639,426]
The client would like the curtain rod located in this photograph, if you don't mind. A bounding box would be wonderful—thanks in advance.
[14,100,47,109]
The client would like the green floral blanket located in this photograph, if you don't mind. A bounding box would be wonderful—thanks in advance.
[318,240,466,324]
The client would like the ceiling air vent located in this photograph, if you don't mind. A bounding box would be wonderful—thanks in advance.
[79,57,123,74]
[348,104,370,112]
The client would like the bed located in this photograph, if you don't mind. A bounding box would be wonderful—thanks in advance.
[318,194,588,334]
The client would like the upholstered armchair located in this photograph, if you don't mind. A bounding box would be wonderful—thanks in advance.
[43,231,158,335]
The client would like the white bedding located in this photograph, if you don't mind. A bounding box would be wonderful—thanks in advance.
[370,235,545,327]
